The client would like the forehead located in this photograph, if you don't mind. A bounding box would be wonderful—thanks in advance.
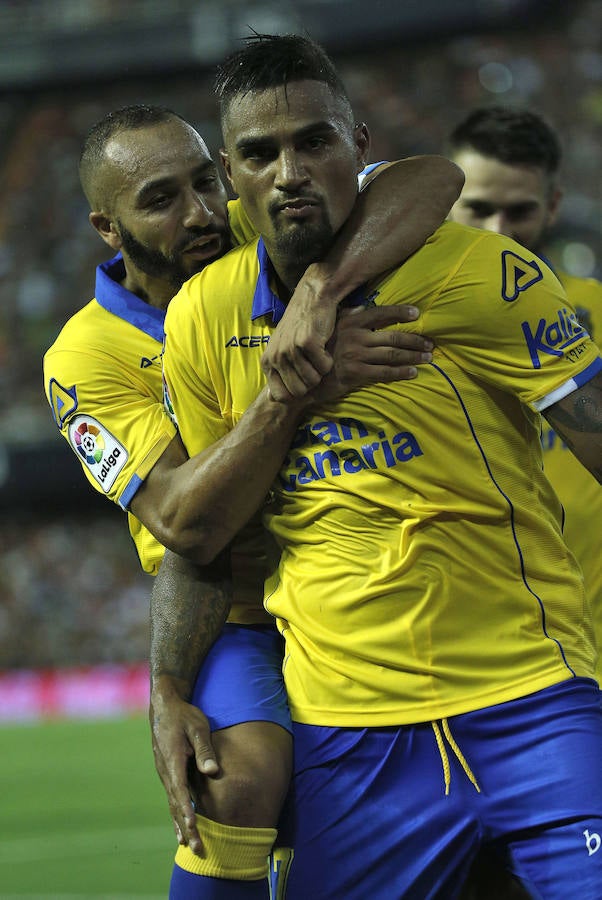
[104,120,213,196]
[454,149,549,202]
[222,79,352,145]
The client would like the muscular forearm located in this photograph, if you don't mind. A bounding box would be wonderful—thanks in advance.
[152,388,307,564]
[543,372,602,483]
[304,155,465,305]
[150,548,232,701]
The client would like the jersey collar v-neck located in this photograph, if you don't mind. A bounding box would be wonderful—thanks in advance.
[95,253,166,342]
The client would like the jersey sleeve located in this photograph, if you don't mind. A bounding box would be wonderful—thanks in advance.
[426,232,602,409]
[44,346,176,510]
[227,198,258,247]
[162,275,230,458]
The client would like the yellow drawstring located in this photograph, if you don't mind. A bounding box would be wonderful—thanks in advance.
[431,719,481,796]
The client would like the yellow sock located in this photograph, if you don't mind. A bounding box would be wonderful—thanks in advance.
[174,813,277,880]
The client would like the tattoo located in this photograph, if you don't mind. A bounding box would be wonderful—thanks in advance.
[150,549,232,694]
[548,384,602,434]
[544,374,602,483]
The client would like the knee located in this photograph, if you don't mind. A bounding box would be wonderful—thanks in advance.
[193,722,292,827]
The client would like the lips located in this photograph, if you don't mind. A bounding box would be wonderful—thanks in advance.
[182,234,223,258]
[276,198,320,220]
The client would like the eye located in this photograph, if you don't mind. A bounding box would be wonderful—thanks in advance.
[305,135,328,151]
[241,145,275,162]
[194,174,219,191]
[147,193,172,209]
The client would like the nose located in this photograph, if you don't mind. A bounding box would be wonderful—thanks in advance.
[183,190,214,229]
[274,148,308,192]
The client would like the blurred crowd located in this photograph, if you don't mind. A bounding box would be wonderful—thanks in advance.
[0,512,152,670]
[1,0,601,669]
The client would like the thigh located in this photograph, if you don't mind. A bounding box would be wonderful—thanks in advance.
[189,624,293,827]
[191,623,291,733]
[459,678,602,899]
[282,724,478,900]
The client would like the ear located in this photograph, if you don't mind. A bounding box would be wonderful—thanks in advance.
[353,122,371,172]
[89,210,122,251]
[219,149,236,194]
[545,186,563,229]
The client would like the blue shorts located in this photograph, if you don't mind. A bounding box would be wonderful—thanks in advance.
[281,678,602,899]
[190,623,291,734]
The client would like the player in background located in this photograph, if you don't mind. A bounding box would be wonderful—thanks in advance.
[447,106,602,684]
[447,103,602,900]
[161,34,602,898]
[43,103,462,899]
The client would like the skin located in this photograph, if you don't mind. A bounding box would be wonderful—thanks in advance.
[89,119,231,308]
[81,114,460,852]
[221,81,369,293]
[155,82,602,878]
[448,148,562,252]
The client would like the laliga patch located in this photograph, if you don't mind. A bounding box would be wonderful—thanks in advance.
[68,415,127,492]
[501,250,543,302]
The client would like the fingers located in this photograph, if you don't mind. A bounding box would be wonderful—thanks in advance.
[262,346,333,400]
[338,304,421,328]
[192,732,219,777]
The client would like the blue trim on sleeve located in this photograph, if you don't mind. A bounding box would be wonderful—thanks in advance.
[95,254,166,342]
[574,355,602,387]
[118,474,144,511]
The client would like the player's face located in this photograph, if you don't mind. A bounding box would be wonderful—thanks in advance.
[106,120,230,292]
[449,149,561,252]
[220,80,368,287]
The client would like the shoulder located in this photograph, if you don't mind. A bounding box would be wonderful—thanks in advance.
[44,298,108,359]
[168,241,260,319]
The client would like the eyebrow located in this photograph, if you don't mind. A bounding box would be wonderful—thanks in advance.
[135,160,216,204]
[235,120,338,153]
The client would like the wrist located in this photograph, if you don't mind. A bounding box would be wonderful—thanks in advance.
[150,672,191,705]
[301,261,355,307]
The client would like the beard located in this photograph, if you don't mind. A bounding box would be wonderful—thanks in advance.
[117,221,231,292]
[268,205,335,274]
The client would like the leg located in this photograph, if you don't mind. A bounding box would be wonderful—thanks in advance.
[169,625,292,900]
[455,678,602,900]
[283,723,479,899]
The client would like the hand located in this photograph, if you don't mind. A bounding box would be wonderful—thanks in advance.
[150,690,219,855]
[312,304,433,404]
[261,270,338,401]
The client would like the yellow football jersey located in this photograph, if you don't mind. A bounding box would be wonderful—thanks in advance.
[44,254,175,576]
[163,221,601,726]
[540,268,602,682]
[44,198,271,624]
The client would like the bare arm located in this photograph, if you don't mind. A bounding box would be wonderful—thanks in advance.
[261,155,464,399]
[543,371,602,482]
[133,304,432,563]
[149,548,232,853]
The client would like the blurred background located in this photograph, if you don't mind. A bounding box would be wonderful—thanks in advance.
[1,0,601,695]
[1,1,601,895]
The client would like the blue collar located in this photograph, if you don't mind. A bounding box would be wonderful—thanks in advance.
[249,239,373,324]
[250,239,287,324]
[95,253,166,342]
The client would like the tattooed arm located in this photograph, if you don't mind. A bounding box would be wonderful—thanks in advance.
[543,371,602,482]
[149,548,232,853]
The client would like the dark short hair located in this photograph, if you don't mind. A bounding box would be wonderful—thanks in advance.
[447,106,561,176]
[214,32,353,120]
[79,104,186,205]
